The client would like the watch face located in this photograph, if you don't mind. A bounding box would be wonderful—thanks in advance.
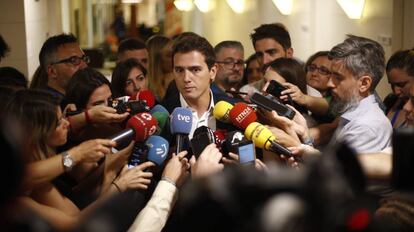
[63,155,73,168]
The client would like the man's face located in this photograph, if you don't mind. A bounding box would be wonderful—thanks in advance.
[254,38,292,67]
[173,51,216,104]
[119,49,149,70]
[215,47,244,88]
[403,81,414,126]
[387,68,411,98]
[328,60,361,114]
[50,43,87,90]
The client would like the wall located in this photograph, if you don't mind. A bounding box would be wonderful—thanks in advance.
[180,0,395,99]
[0,0,63,80]
[0,0,28,76]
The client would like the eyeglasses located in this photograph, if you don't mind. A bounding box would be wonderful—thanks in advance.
[216,60,245,69]
[307,64,331,76]
[51,55,90,66]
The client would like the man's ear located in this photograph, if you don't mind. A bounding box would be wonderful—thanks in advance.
[47,64,58,80]
[359,75,372,93]
[286,47,294,58]
[209,63,218,83]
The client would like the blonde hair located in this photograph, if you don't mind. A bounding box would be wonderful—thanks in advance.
[146,35,172,99]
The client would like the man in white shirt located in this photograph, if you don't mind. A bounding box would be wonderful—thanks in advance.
[327,35,392,153]
[169,34,218,138]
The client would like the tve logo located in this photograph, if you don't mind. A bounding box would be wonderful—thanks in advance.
[177,113,191,123]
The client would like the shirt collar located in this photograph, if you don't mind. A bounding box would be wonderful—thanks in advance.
[341,94,376,121]
[179,90,215,114]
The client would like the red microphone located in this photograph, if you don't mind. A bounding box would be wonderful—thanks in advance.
[229,102,257,129]
[126,112,158,141]
[131,90,156,109]
[109,112,158,149]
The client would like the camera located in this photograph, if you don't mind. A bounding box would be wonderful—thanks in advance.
[108,96,149,115]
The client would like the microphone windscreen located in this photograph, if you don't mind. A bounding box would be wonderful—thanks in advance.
[136,90,156,108]
[127,112,158,141]
[152,112,168,134]
[145,135,169,166]
[150,104,169,114]
[193,126,210,137]
[170,107,193,135]
[213,129,226,147]
[213,101,233,123]
[244,122,274,150]
[229,102,257,129]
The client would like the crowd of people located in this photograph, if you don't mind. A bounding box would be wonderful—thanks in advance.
[1,22,414,231]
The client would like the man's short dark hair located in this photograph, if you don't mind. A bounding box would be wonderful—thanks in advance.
[329,34,385,91]
[118,38,147,55]
[39,33,78,69]
[172,34,216,70]
[250,23,291,51]
[214,40,244,55]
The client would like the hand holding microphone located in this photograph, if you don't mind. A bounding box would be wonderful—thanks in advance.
[190,143,224,179]
[68,138,116,164]
[113,162,155,192]
[162,151,190,187]
[244,122,300,162]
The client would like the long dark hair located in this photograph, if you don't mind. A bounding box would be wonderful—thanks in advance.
[66,67,110,109]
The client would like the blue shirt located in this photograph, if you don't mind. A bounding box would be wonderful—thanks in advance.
[333,94,392,153]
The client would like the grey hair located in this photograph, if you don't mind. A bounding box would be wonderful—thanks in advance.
[214,40,244,55]
[328,35,385,91]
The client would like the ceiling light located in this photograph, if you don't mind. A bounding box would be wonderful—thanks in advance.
[336,0,365,19]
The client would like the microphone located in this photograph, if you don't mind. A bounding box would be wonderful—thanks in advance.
[190,126,215,158]
[213,101,233,123]
[229,102,257,129]
[149,104,169,114]
[152,112,169,135]
[244,122,295,158]
[132,90,156,109]
[170,107,193,154]
[109,112,158,150]
[145,135,169,166]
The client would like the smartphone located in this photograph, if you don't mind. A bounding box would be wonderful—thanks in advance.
[266,80,294,105]
[250,93,296,119]
[237,141,256,165]
[266,80,287,98]
[190,132,214,159]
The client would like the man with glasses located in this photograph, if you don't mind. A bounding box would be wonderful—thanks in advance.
[38,33,89,106]
[213,41,244,92]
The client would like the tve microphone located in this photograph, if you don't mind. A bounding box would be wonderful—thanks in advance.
[132,90,156,109]
[213,101,233,123]
[229,102,257,130]
[145,135,169,166]
[244,122,294,158]
[170,107,193,154]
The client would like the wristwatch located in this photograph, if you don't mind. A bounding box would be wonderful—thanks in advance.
[62,151,74,172]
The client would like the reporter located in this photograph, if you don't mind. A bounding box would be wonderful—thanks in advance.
[5,89,149,231]
[128,151,189,232]
[111,58,148,98]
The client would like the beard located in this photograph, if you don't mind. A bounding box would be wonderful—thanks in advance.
[330,89,360,115]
